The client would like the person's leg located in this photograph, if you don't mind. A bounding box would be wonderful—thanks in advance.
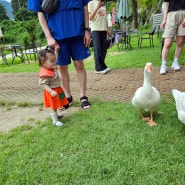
[57,65,73,110]
[57,40,73,103]
[175,36,184,58]
[69,37,91,110]
[161,38,173,61]
[58,65,71,98]
[91,31,107,72]
[73,60,90,110]
[160,37,173,74]
[50,109,64,127]
[101,31,109,70]
[171,36,185,70]
[73,60,87,97]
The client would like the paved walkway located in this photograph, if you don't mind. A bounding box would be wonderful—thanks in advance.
[1,66,185,104]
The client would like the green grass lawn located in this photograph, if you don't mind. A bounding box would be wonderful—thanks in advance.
[0,35,185,184]
[1,99,185,184]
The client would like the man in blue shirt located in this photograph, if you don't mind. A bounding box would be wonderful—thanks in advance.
[28,0,91,110]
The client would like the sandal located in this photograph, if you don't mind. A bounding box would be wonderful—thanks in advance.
[80,96,91,110]
[57,114,64,119]
[59,96,73,111]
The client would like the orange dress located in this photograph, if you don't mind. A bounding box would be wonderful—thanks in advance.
[39,67,68,109]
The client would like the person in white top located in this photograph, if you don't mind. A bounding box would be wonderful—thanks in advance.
[88,0,112,74]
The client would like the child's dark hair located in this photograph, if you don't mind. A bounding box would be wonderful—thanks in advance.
[38,45,55,66]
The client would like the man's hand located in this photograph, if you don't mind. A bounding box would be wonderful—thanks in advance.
[83,31,91,47]
[47,37,60,50]
[182,18,185,27]
[160,20,166,29]
[97,1,104,9]
[107,28,112,37]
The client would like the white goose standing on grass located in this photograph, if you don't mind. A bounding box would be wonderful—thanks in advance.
[172,89,185,125]
[132,62,160,126]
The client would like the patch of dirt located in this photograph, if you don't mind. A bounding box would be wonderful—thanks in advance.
[0,106,80,133]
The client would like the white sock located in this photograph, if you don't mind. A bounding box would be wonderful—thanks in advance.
[162,61,166,66]
[174,58,179,64]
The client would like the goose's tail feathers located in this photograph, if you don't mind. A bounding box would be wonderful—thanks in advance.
[172,89,182,101]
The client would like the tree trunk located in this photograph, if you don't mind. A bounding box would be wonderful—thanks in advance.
[132,0,138,29]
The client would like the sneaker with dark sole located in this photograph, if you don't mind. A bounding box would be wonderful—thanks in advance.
[160,65,167,75]
[59,96,73,111]
[171,62,180,71]
[105,67,111,72]
[95,69,107,74]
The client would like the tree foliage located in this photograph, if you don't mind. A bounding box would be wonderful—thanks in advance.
[137,0,163,25]
[107,0,163,28]
[0,3,9,21]
[11,0,27,15]
[0,19,44,44]
[14,7,37,21]
[11,0,36,21]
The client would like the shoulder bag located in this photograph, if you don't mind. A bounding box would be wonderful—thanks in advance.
[42,0,59,14]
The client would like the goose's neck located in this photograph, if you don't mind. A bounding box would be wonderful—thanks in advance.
[143,72,152,88]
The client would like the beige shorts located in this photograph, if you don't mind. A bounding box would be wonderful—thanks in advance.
[163,10,185,38]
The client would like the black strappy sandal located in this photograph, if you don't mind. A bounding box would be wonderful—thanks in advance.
[80,96,91,110]
[59,96,73,111]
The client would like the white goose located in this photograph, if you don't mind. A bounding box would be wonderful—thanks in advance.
[172,89,185,124]
[132,63,160,126]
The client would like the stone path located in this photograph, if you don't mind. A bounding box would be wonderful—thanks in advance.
[1,66,185,104]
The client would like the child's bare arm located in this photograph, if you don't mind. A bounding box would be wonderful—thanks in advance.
[44,84,57,97]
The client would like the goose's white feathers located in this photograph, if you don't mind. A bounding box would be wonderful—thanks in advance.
[132,63,160,125]
[132,63,160,111]
[172,89,185,124]
[132,86,160,112]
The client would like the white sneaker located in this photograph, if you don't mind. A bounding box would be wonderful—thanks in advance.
[105,67,111,72]
[95,69,107,74]
[53,121,64,127]
[160,66,167,75]
[171,62,180,71]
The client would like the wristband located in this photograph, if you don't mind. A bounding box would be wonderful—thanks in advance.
[84,27,91,32]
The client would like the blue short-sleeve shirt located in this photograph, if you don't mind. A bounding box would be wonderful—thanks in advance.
[28,0,91,40]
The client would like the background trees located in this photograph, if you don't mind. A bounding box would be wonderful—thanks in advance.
[0,0,164,45]
[0,0,40,44]
[0,3,9,22]
[106,0,163,29]
[137,0,163,25]
[11,0,36,21]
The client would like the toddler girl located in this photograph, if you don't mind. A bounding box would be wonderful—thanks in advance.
[38,46,68,126]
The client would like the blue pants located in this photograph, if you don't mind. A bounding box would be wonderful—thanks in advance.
[91,31,107,71]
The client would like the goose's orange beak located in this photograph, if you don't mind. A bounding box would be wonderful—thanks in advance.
[146,64,152,72]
